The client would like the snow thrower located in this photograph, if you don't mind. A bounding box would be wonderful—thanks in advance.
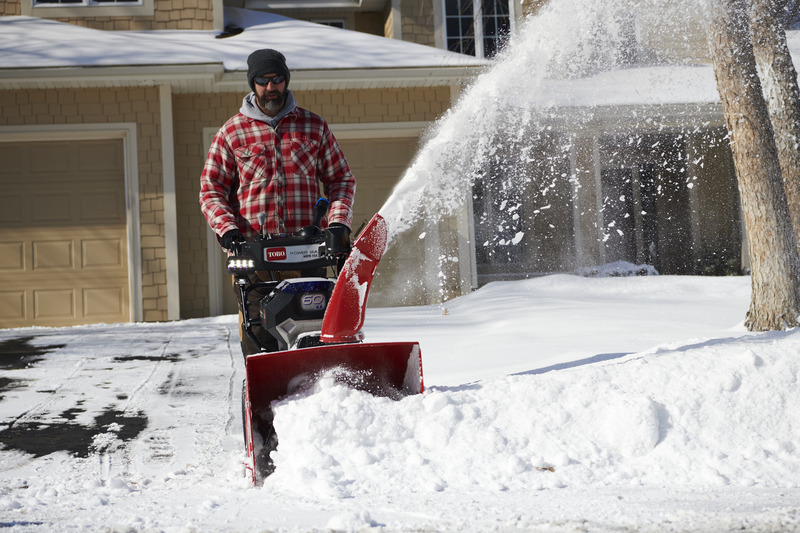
[227,199,424,484]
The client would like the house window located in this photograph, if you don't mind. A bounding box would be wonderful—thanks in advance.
[444,0,511,58]
[24,0,152,16]
[313,19,346,29]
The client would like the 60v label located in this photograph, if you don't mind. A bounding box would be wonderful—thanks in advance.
[300,293,326,311]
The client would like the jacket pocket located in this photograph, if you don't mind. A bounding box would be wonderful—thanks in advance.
[285,136,316,178]
[234,143,274,184]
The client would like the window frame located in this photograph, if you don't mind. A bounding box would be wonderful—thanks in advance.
[23,0,154,18]
[442,0,514,59]
[312,19,347,29]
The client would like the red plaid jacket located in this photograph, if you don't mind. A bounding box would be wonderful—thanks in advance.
[200,107,355,241]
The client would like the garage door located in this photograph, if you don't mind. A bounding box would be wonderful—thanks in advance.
[0,139,130,327]
[337,137,418,231]
[336,136,424,306]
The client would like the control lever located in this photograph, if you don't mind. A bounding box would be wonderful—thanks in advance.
[312,198,330,228]
[299,198,330,238]
[257,212,267,239]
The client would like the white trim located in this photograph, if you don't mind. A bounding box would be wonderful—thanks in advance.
[212,0,225,31]
[159,85,181,320]
[330,121,430,139]
[391,0,403,41]
[432,0,444,49]
[457,190,478,293]
[592,134,606,264]
[568,136,585,268]
[203,127,225,317]
[22,0,154,18]
[206,228,225,317]
[246,0,360,8]
[0,65,487,94]
[0,123,143,322]
[686,136,703,265]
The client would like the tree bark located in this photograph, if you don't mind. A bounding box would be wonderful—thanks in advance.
[749,0,800,257]
[703,0,800,330]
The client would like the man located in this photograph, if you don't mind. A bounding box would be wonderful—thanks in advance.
[200,48,356,356]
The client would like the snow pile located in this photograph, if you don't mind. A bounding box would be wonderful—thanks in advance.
[266,325,800,499]
[577,260,660,277]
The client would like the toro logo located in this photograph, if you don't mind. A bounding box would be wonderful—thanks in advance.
[265,247,287,261]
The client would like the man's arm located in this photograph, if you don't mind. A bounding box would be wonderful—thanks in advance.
[317,124,356,228]
[199,129,240,240]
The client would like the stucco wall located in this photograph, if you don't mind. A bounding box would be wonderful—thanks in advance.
[0,87,170,321]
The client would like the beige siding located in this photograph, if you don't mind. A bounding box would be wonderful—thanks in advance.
[0,87,170,322]
[400,0,436,47]
[299,87,451,123]
[1,2,20,16]
[173,93,242,319]
[21,0,215,30]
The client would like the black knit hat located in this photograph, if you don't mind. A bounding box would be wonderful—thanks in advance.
[247,49,290,92]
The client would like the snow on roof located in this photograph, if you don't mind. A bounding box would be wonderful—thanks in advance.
[0,7,486,71]
[531,65,721,109]
[2,8,799,108]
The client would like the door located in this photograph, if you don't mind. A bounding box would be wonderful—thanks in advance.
[0,139,130,327]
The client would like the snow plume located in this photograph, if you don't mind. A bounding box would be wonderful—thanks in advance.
[378,0,716,279]
[380,0,650,243]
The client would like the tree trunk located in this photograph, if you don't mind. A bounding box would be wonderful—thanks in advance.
[749,0,800,258]
[703,0,800,330]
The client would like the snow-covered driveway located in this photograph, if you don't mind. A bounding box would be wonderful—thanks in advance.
[2,276,800,532]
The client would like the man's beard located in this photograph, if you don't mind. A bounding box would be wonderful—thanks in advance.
[258,90,286,115]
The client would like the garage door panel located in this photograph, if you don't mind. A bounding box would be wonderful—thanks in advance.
[78,141,124,171]
[338,137,418,224]
[0,144,24,173]
[0,193,26,225]
[82,238,123,269]
[32,240,74,270]
[0,291,25,321]
[0,140,129,327]
[0,242,24,270]
[33,194,73,223]
[373,141,415,168]
[80,191,126,223]
[34,289,76,319]
[31,145,74,173]
[83,286,125,317]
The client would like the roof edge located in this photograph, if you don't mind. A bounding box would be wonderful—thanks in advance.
[0,63,486,92]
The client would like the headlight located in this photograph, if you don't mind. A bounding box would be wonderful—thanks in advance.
[227,257,256,273]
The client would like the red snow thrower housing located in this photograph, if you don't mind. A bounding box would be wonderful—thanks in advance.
[227,199,424,484]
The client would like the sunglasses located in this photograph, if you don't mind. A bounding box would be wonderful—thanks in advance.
[254,75,286,86]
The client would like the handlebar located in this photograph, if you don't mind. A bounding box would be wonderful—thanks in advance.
[227,198,345,275]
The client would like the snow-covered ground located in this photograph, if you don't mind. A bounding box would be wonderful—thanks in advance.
[2,273,799,532]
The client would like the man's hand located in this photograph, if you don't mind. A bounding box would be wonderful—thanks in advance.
[221,229,244,252]
[326,223,351,256]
